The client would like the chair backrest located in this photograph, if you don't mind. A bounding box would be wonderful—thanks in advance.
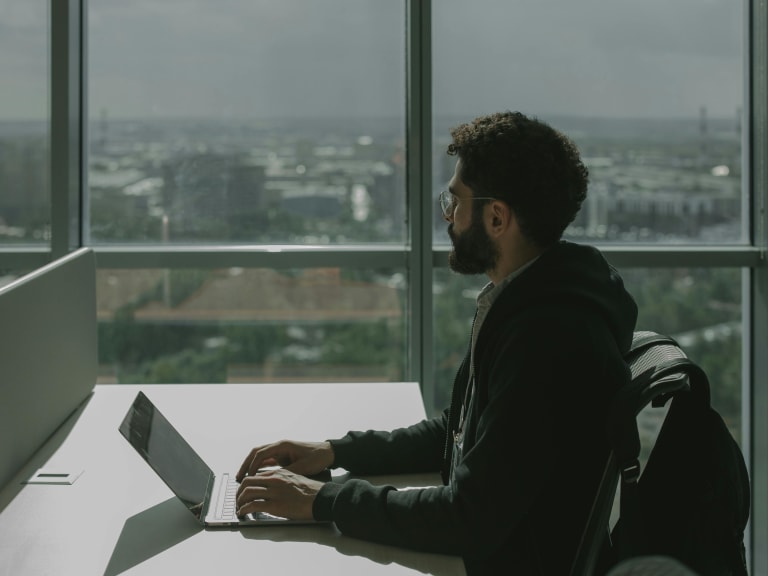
[610,335,749,576]
[569,331,692,576]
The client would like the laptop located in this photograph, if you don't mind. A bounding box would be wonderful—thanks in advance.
[118,390,329,527]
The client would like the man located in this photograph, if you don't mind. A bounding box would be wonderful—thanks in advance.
[236,111,638,575]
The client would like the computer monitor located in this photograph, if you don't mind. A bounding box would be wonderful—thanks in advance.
[0,248,97,489]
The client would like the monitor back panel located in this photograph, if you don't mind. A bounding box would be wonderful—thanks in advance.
[0,248,97,489]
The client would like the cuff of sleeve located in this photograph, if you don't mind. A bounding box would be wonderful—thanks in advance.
[312,481,342,521]
[327,436,355,469]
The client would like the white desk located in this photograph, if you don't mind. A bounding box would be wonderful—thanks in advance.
[0,383,465,576]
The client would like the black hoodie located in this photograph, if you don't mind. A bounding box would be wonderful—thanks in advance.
[313,241,638,575]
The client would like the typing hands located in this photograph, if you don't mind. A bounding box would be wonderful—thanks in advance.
[235,440,334,520]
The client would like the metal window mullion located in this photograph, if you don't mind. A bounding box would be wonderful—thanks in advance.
[433,246,762,269]
[86,245,763,270]
[81,0,90,246]
[90,246,410,269]
[406,0,434,412]
[50,0,84,260]
[751,270,768,576]
[749,1,768,574]
[0,249,51,270]
[8,245,762,271]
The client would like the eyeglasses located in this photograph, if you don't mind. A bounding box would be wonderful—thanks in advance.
[438,189,498,217]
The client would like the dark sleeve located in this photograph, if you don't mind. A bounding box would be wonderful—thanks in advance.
[313,321,618,563]
[313,480,462,554]
[329,410,448,475]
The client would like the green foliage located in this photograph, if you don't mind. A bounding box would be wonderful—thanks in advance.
[166,269,209,306]
[98,305,218,366]
[432,271,485,410]
[624,268,740,336]
[621,267,742,433]
[97,267,407,385]
[118,348,226,384]
[686,334,742,438]
[318,321,403,369]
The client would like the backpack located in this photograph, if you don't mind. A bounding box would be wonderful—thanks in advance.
[605,333,750,576]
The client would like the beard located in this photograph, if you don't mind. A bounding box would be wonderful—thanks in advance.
[447,216,499,275]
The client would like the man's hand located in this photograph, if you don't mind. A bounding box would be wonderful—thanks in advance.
[236,468,324,520]
[236,440,334,482]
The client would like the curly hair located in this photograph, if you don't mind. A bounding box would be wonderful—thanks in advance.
[447,111,588,248]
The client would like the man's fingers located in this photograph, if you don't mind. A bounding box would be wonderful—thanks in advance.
[236,440,328,482]
[237,446,272,480]
[236,448,259,481]
[237,482,266,498]
[236,446,278,481]
[237,498,283,518]
[236,475,290,512]
[236,471,282,499]
[235,469,318,521]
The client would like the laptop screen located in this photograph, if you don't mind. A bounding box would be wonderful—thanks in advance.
[119,391,214,521]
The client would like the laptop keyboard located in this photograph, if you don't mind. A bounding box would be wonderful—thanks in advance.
[215,474,238,521]
[213,473,288,523]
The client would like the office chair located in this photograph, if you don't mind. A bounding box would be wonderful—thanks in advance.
[569,331,693,576]
[605,555,699,576]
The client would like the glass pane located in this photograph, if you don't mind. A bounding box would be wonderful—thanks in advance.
[433,1,744,244]
[624,267,742,444]
[0,0,50,245]
[97,267,407,384]
[88,1,406,245]
[432,268,742,444]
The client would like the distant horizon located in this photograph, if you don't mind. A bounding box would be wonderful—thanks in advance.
[0,111,744,126]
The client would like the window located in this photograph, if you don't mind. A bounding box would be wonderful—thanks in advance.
[1,2,765,570]
[96,266,407,384]
[88,0,406,245]
[86,0,409,388]
[432,0,744,245]
[0,0,50,246]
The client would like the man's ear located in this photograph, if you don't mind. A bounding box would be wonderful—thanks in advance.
[488,201,511,237]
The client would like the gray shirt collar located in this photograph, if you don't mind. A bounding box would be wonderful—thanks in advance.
[471,256,540,367]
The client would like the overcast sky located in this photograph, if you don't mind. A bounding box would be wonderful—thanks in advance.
[0,0,744,121]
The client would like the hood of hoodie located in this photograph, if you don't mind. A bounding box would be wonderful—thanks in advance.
[486,241,638,354]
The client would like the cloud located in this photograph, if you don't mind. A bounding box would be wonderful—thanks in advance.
[0,1,48,119]
[87,0,404,118]
[0,0,746,120]
[432,0,743,118]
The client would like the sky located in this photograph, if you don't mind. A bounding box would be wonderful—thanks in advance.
[0,0,745,121]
